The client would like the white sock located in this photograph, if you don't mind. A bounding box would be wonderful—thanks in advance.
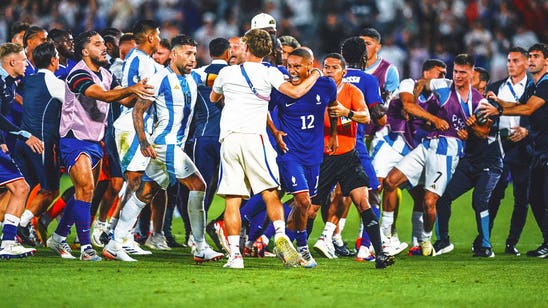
[332,234,344,246]
[335,218,346,237]
[188,191,206,251]
[228,235,241,256]
[109,217,118,230]
[19,210,34,227]
[114,193,146,243]
[422,230,432,242]
[260,234,270,246]
[411,211,424,246]
[321,222,336,241]
[81,244,92,253]
[52,232,66,243]
[272,220,285,236]
[381,211,394,237]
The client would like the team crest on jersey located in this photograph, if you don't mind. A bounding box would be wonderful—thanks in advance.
[173,84,181,90]
[291,176,298,187]
[132,75,140,84]
[316,94,321,104]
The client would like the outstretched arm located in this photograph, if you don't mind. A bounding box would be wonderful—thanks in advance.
[278,69,322,99]
[132,98,156,159]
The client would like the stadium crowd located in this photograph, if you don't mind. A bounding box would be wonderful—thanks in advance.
[0,1,547,267]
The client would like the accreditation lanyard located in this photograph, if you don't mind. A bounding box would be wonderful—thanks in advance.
[456,87,473,118]
[506,81,519,101]
[240,64,270,102]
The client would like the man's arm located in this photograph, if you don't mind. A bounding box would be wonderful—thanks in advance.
[132,98,156,159]
[326,99,339,154]
[277,70,321,99]
[210,90,224,103]
[480,94,545,117]
[400,92,449,131]
[266,112,288,153]
[0,113,43,153]
[84,79,153,103]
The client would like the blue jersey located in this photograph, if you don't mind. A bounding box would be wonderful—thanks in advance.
[521,73,548,159]
[271,76,337,166]
[193,61,227,138]
[20,69,65,142]
[54,58,78,80]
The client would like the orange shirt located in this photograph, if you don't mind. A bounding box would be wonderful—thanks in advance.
[323,82,366,155]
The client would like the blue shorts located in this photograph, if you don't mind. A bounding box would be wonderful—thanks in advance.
[12,139,60,190]
[0,150,24,186]
[278,157,320,197]
[355,140,380,190]
[59,137,103,172]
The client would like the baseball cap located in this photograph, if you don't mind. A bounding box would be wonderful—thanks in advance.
[250,13,276,31]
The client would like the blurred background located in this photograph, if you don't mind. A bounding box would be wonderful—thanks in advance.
[1,0,546,80]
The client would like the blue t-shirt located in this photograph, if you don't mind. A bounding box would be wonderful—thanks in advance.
[270,76,337,166]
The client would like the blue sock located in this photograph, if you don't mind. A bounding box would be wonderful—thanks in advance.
[54,196,76,237]
[286,229,295,242]
[1,217,17,242]
[263,223,275,239]
[478,210,491,248]
[360,228,372,247]
[295,230,308,247]
[248,211,266,242]
[74,199,92,247]
[372,205,380,219]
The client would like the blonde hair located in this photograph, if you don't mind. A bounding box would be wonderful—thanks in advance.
[242,29,272,59]
[0,42,24,60]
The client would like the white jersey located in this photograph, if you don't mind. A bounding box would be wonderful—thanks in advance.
[212,62,285,141]
[114,48,162,131]
[148,66,203,147]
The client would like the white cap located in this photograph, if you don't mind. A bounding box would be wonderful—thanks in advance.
[250,13,276,31]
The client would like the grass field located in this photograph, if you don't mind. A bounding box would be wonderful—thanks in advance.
[0,185,546,307]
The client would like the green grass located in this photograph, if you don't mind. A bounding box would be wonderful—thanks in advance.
[1,186,546,307]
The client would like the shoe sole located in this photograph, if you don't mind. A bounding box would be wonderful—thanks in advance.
[102,249,137,262]
[313,243,336,259]
[0,250,36,260]
[194,254,224,264]
[275,237,301,267]
[434,244,454,256]
[384,242,408,256]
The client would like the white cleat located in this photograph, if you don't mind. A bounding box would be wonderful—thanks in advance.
[47,237,76,259]
[102,241,137,261]
[122,237,152,255]
[313,237,337,259]
[223,254,244,269]
[298,247,317,268]
[420,240,437,257]
[194,245,224,264]
[145,233,171,250]
[91,221,108,248]
[382,235,408,256]
[0,242,37,259]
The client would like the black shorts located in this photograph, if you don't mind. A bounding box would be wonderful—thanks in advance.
[311,150,370,207]
[12,139,60,190]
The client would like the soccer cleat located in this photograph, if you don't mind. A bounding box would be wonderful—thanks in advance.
[375,253,395,269]
[223,254,244,269]
[0,242,37,259]
[31,217,46,246]
[122,237,152,255]
[525,244,548,258]
[91,221,108,248]
[382,235,408,256]
[274,234,301,267]
[333,240,356,257]
[420,240,436,256]
[298,247,317,268]
[473,246,495,258]
[433,238,454,256]
[355,245,376,262]
[144,233,172,250]
[165,236,184,248]
[194,245,224,264]
[80,247,102,261]
[252,237,268,257]
[47,236,76,259]
[313,237,337,259]
[407,245,423,256]
[471,235,482,253]
[504,244,520,256]
[102,241,137,261]
[17,224,39,247]
[214,221,230,254]
[206,220,223,251]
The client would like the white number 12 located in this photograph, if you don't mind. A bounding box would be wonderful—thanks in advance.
[300,115,315,129]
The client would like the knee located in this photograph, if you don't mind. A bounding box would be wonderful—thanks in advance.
[424,195,438,212]
[76,183,95,201]
[9,180,30,196]
[383,176,398,192]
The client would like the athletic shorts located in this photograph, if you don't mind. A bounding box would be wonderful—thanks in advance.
[396,137,461,197]
[12,139,60,190]
[217,132,280,199]
[0,150,24,186]
[370,127,411,178]
[311,150,369,207]
[115,128,149,173]
[59,137,103,172]
[143,144,198,190]
[278,157,320,197]
[355,140,380,190]
[104,127,123,178]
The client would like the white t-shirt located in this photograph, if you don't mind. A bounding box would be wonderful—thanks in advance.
[212,62,285,141]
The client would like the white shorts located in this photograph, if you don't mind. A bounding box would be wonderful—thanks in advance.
[115,128,150,173]
[144,144,198,189]
[217,133,280,199]
[396,138,461,196]
[370,130,407,179]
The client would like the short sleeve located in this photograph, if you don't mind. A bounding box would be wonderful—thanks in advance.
[399,78,415,94]
[212,68,226,94]
[67,69,95,94]
[267,66,285,90]
[385,66,400,93]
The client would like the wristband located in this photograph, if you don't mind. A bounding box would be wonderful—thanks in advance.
[347,110,354,119]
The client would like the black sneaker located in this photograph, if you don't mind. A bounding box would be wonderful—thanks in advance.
[433,238,454,256]
[375,253,395,269]
[473,246,495,258]
[525,244,548,258]
[471,235,482,253]
[165,236,184,248]
[504,244,521,256]
[17,225,38,247]
[333,240,356,257]
[206,220,223,251]
[99,231,112,246]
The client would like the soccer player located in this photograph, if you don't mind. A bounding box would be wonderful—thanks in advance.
[153,38,171,66]
[46,30,153,261]
[279,35,301,67]
[382,54,485,256]
[309,53,394,269]
[103,35,223,263]
[481,43,548,258]
[0,42,42,259]
[472,67,490,95]
[210,28,321,269]
[12,42,64,245]
[486,47,532,256]
[268,48,338,268]
[48,29,77,80]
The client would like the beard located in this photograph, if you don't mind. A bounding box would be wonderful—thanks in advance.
[90,54,109,67]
